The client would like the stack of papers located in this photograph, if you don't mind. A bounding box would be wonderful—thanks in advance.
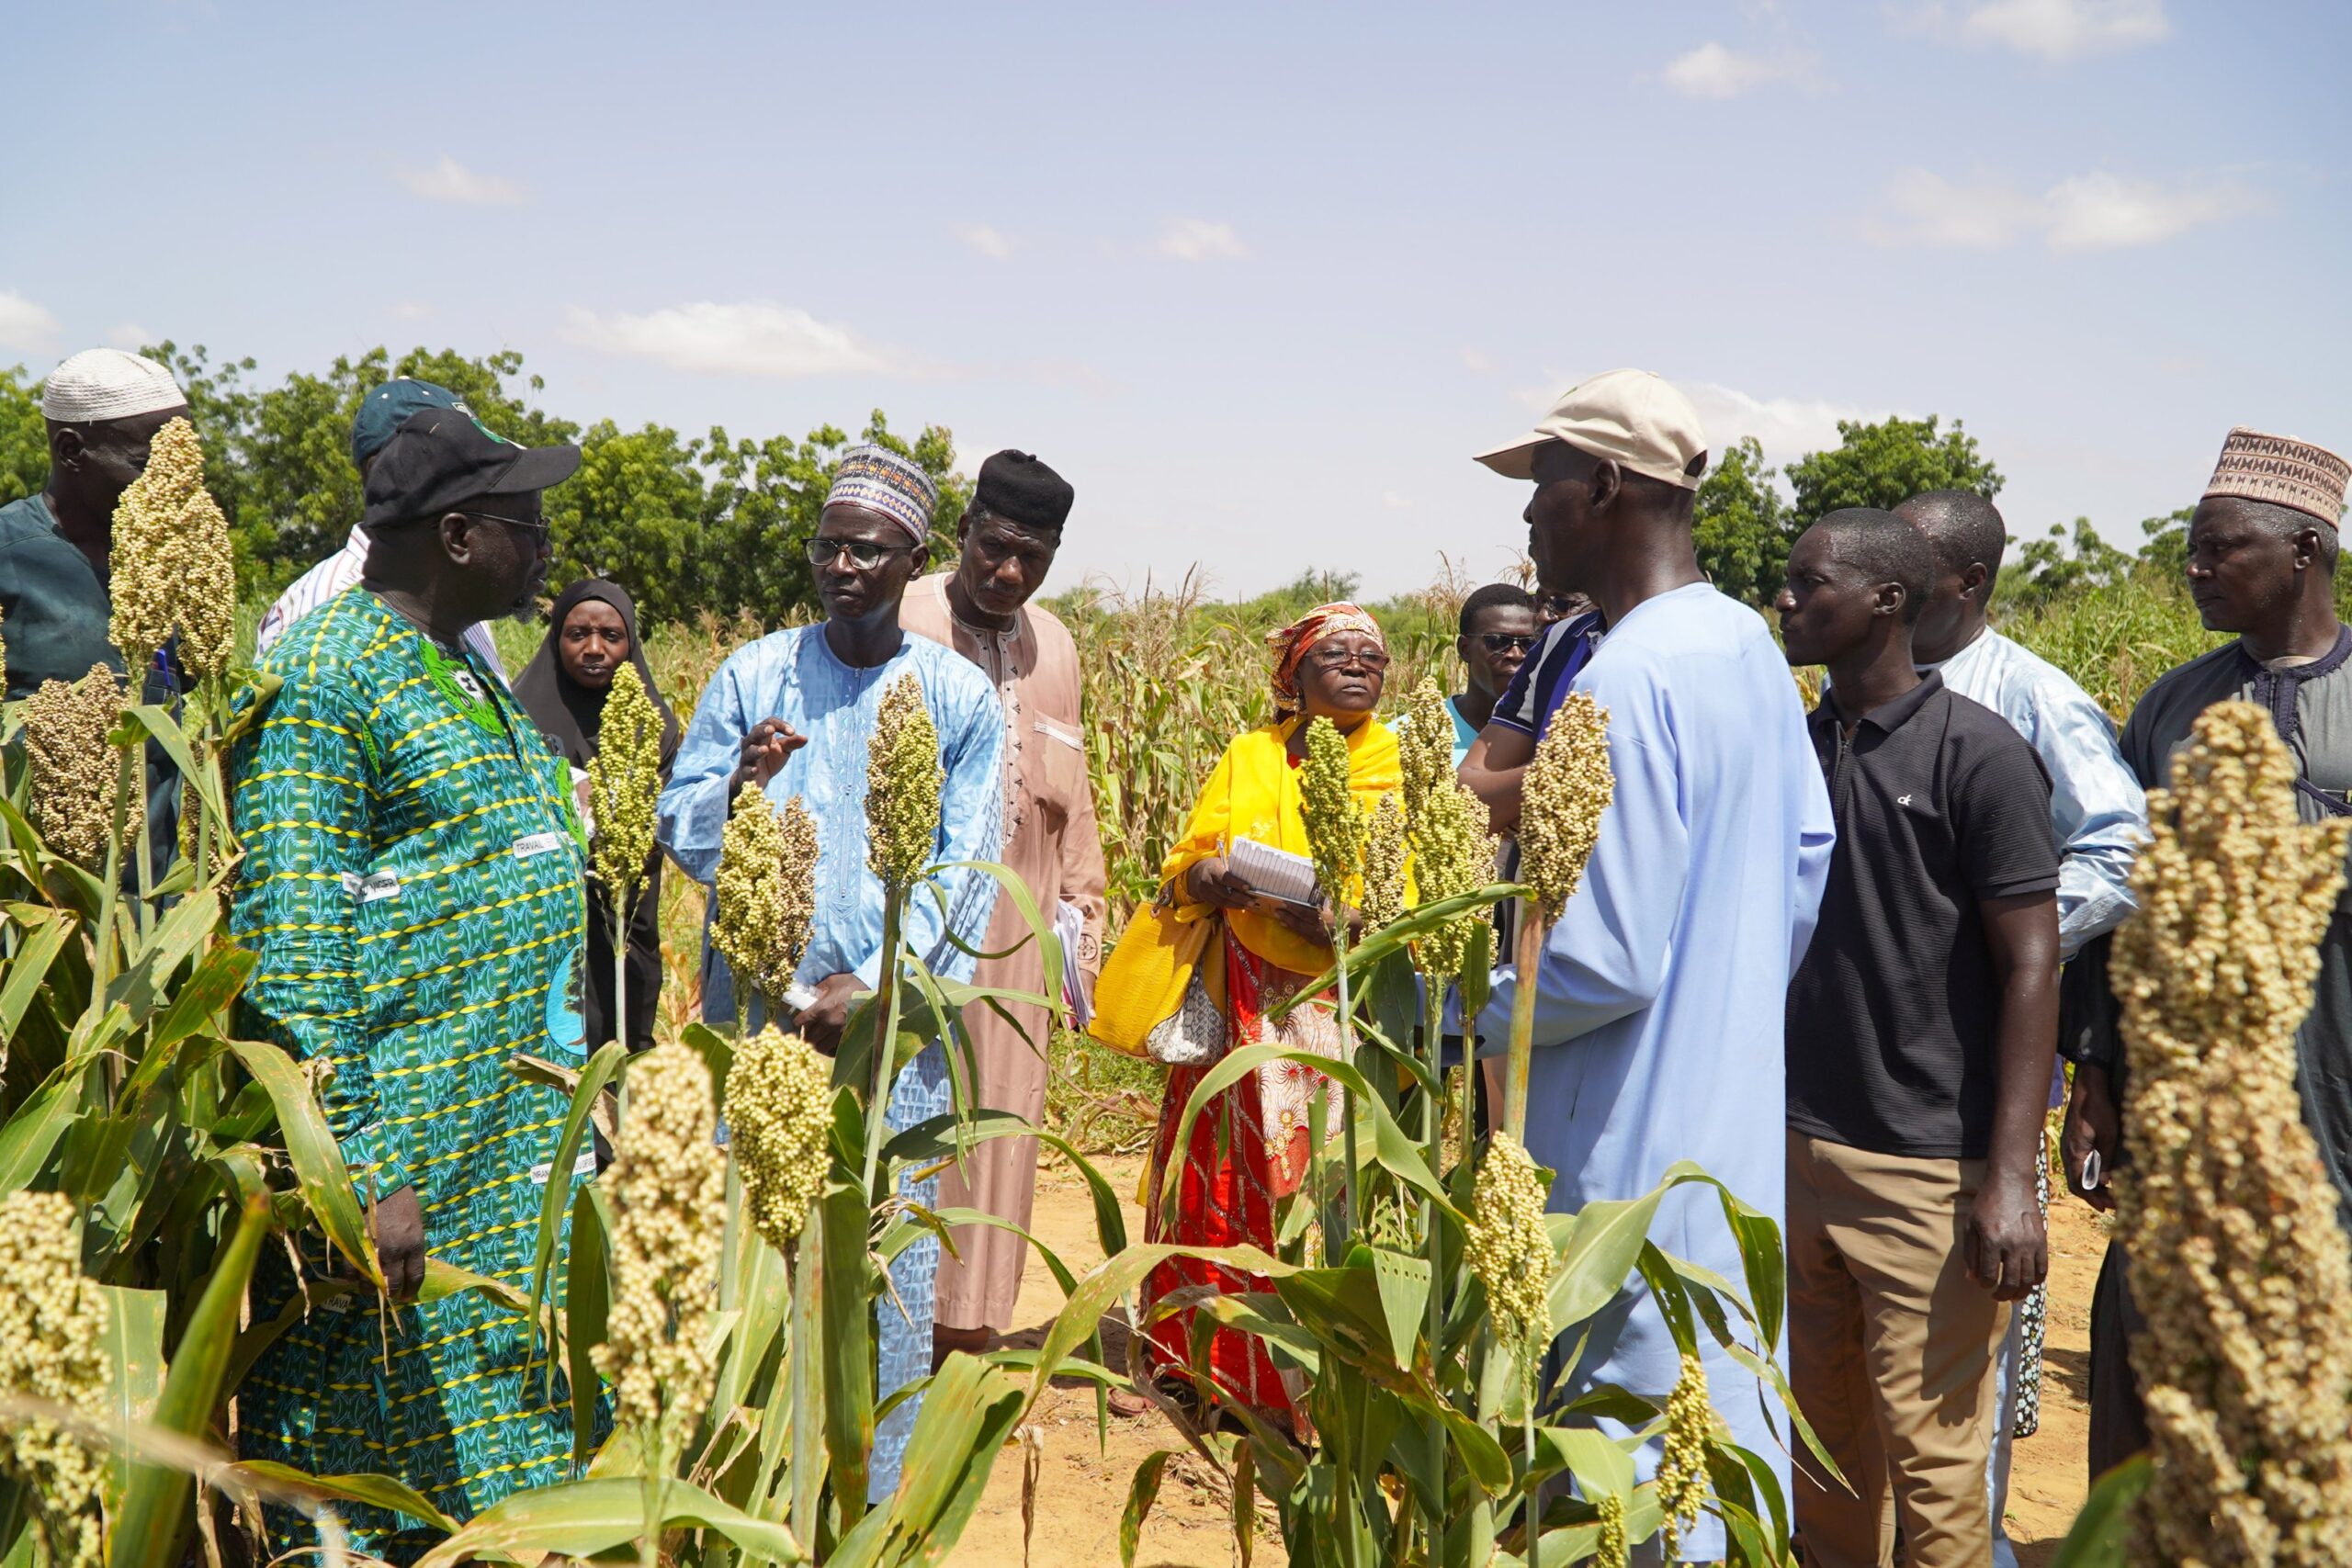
[1229,838,1319,907]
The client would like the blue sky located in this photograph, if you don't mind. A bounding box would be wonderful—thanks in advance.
[6,0,2347,600]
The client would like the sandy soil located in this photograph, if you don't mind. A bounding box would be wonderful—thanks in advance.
[942,1156,2109,1567]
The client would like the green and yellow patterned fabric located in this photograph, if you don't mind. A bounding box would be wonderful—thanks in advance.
[230,585,594,1561]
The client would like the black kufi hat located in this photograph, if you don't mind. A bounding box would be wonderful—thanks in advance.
[974,449,1075,532]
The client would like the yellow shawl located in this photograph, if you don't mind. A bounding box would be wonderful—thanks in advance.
[1159,714,1404,975]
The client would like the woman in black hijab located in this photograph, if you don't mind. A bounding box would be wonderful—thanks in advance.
[514,580,683,1053]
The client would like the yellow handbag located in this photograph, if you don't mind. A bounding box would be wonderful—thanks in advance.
[1086,898,1220,1058]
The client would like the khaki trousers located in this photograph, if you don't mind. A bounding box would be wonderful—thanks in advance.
[1787,1132,2010,1568]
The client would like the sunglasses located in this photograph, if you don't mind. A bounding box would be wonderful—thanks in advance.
[1476,633,1537,654]
[804,536,910,570]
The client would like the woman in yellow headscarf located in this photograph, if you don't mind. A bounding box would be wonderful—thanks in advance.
[1133,602,1404,1428]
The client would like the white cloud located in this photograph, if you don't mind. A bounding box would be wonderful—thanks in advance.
[1866,166,2257,250]
[1155,219,1248,262]
[1683,382,1882,468]
[1382,491,1413,511]
[1660,41,1818,98]
[395,155,525,207]
[0,289,61,355]
[563,300,924,378]
[2041,171,2262,250]
[1460,347,1495,374]
[1866,168,2048,248]
[390,301,434,321]
[105,322,152,351]
[1913,0,2169,60]
[954,223,1014,261]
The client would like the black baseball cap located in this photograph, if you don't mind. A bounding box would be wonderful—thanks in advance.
[362,409,581,529]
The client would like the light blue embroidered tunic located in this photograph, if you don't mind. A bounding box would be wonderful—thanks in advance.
[658,624,1003,1501]
[1925,627,2144,956]
[1475,585,1835,1561]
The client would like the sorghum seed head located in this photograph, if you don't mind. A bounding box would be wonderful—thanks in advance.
[727,1026,834,1252]
[1409,778,1498,984]
[1520,693,1612,923]
[0,1191,108,1568]
[22,666,124,871]
[108,416,232,680]
[590,662,663,909]
[2109,701,2352,1566]
[1299,716,1369,905]
[1360,794,1408,930]
[594,1043,727,1462]
[1397,677,1453,833]
[867,672,942,891]
[1655,1350,1713,1562]
[1467,1133,1555,1383]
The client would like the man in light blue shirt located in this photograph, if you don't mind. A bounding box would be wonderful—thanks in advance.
[659,445,1003,1502]
[1894,490,2146,1568]
[1467,371,1836,1562]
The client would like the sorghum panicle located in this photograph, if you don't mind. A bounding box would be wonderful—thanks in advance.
[22,665,123,871]
[1298,715,1368,905]
[775,794,818,986]
[1593,1489,1629,1568]
[727,1026,834,1252]
[1409,778,1498,984]
[594,1043,727,1461]
[1466,1132,1555,1390]
[1360,794,1408,929]
[866,671,942,891]
[1654,1350,1713,1561]
[1519,692,1612,923]
[107,416,233,680]
[0,1191,108,1568]
[1397,677,1453,833]
[713,786,792,1004]
[2109,700,2352,1566]
[589,662,663,910]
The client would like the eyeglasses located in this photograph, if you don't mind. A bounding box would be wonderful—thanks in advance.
[1304,647,1390,674]
[1476,633,1537,654]
[805,536,910,570]
[467,508,548,537]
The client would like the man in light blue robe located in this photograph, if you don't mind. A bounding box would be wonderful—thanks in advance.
[1464,372,1835,1562]
[659,446,1003,1502]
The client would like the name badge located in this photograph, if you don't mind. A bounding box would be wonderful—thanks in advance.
[340,871,402,903]
[530,1149,600,1186]
[512,832,567,861]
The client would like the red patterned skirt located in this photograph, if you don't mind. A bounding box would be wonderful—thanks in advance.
[1139,928,1342,1426]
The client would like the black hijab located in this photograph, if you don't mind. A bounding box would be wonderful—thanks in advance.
[513,580,683,770]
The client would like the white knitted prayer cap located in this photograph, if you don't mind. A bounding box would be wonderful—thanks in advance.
[40,348,186,423]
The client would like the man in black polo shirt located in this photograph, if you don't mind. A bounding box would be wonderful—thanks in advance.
[1774,508,2062,1568]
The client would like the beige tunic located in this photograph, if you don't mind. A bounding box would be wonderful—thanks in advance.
[899,572,1108,1331]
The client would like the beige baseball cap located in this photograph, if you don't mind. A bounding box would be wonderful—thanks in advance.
[1474,367,1709,490]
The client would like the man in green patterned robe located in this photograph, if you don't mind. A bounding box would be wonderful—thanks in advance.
[231,408,590,1561]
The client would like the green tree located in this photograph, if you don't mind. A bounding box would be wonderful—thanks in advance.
[2138,505,2195,580]
[1691,435,1792,604]
[2006,517,2136,611]
[0,366,48,507]
[1783,414,2003,522]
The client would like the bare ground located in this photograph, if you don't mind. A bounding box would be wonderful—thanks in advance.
[943,1157,2108,1566]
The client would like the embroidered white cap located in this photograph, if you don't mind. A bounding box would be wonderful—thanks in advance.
[40,348,187,423]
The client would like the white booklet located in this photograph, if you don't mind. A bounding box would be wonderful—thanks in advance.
[1229,837,1319,907]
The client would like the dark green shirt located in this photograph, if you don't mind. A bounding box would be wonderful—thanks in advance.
[0,491,137,699]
